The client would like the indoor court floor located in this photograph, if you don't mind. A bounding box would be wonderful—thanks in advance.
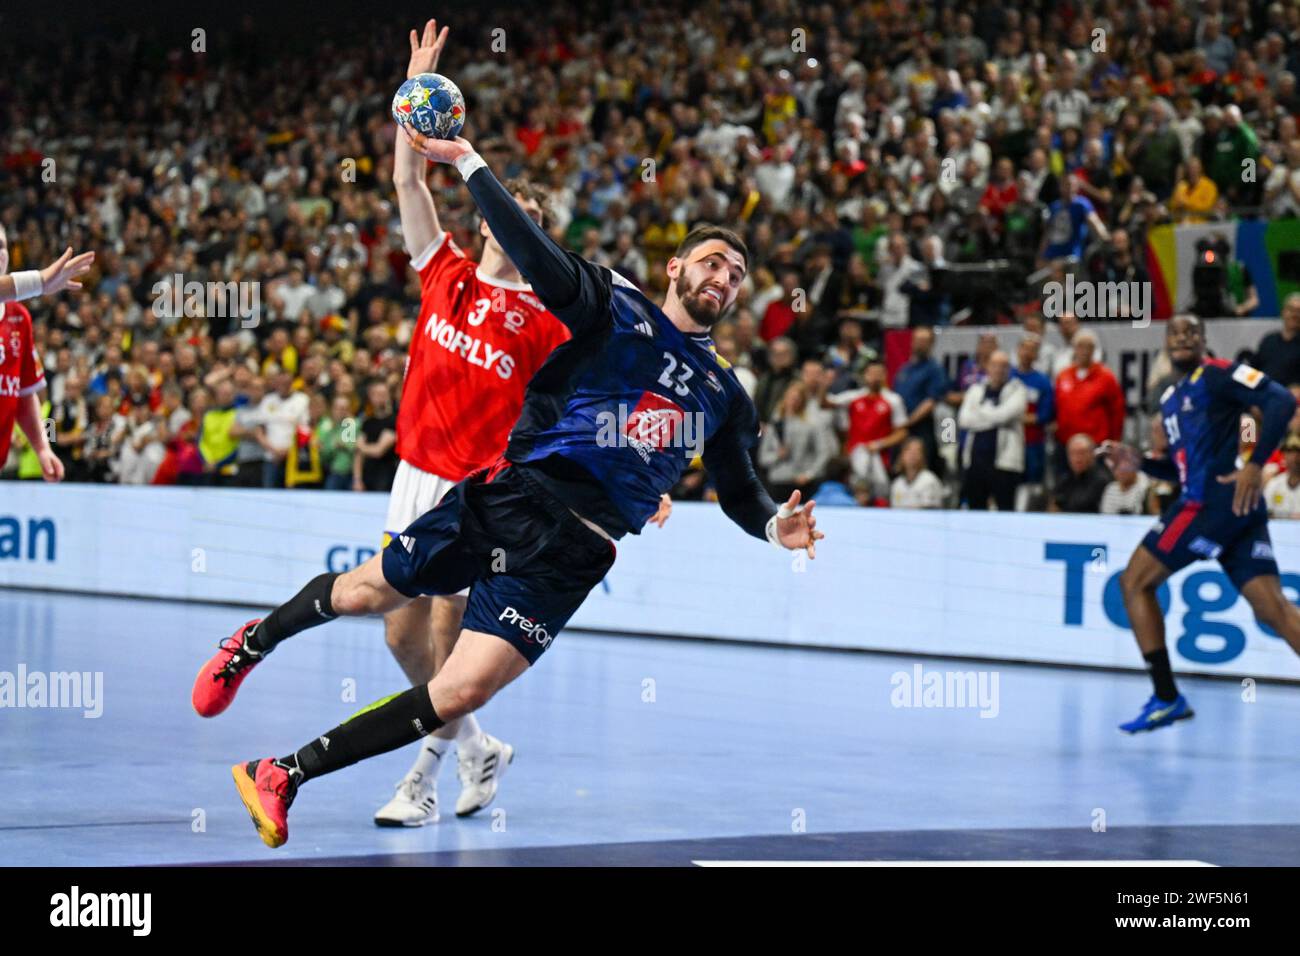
[2,589,1299,866]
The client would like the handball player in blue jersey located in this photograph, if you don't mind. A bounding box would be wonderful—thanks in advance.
[195,126,824,847]
[1101,315,1300,733]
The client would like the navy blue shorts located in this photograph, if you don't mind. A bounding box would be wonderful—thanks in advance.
[381,461,616,664]
[1141,497,1278,590]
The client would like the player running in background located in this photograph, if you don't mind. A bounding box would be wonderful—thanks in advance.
[198,123,822,848]
[1102,315,1300,733]
[1,230,95,481]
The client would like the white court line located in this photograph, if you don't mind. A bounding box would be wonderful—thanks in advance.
[692,860,1217,867]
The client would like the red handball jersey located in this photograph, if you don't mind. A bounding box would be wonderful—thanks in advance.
[0,301,45,463]
[397,232,571,481]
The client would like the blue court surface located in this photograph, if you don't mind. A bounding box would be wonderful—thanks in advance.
[3,589,1300,866]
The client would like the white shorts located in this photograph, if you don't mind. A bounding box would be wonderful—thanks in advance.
[384,460,467,598]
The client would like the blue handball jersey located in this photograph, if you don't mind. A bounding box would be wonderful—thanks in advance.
[1157,358,1277,509]
[506,269,760,536]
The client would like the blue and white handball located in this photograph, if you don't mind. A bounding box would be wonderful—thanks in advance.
[392,72,466,140]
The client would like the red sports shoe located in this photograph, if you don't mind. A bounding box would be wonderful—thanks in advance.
[231,758,299,848]
[192,620,265,717]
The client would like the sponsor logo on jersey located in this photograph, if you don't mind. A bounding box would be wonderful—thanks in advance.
[1252,541,1275,560]
[1188,536,1223,559]
[498,606,553,647]
[594,391,705,462]
[0,374,22,398]
[1233,364,1264,389]
[422,313,517,380]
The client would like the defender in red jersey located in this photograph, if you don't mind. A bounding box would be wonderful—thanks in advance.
[368,20,572,826]
[0,224,87,481]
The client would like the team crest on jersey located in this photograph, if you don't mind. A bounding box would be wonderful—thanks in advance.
[1182,396,1194,412]
[624,391,686,460]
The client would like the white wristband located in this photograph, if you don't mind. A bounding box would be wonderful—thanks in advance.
[11,270,43,301]
[453,151,487,181]
[765,513,782,548]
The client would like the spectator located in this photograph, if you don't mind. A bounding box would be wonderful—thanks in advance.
[317,395,357,491]
[1169,156,1219,223]
[958,350,1027,511]
[813,456,860,507]
[1010,333,1056,511]
[1253,294,1300,388]
[892,326,954,479]
[1038,173,1110,269]
[753,337,798,423]
[116,398,165,485]
[1051,433,1111,513]
[1264,434,1300,518]
[1054,329,1125,473]
[255,370,309,488]
[355,380,398,492]
[757,381,837,502]
[877,232,922,329]
[889,436,945,509]
[198,380,242,484]
[1100,449,1153,515]
[825,361,907,502]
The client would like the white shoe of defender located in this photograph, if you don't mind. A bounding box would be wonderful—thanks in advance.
[373,771,440,827]
[454,734,514,817]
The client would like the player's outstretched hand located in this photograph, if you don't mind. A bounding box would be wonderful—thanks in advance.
[39,247,95,296]
[407,18,449,78]
[776,489,824,559]
[399,125,473,165]
[646,493,672,529]
[1217,461,1264,516]
[38,448,65,483]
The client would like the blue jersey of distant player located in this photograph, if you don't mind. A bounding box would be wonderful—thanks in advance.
[1157,358,1273,509]
[507,269,757,535]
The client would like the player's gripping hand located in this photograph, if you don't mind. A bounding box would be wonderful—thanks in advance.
[39,247,95,296]
[775,489,824,559]
[1217,460,1264,516]
[407,18,449,78]
[399,125,473,166]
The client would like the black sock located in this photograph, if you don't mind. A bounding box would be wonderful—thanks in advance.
[282,686,444,783]
[246,572,340,654]
[1144,648,1179,702]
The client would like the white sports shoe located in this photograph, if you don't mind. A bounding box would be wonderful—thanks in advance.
[373,771,440,827]
[455,734,514,817]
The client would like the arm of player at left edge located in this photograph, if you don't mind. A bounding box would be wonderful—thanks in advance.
[15,391,63,482]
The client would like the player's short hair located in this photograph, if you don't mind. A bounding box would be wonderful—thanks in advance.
[675,225,749,270]
[502,178,551,228]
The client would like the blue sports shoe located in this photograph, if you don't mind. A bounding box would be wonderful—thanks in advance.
[1119,694,1194,734]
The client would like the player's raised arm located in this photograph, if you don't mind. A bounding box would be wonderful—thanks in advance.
[393,20,449,258]
[400,128,610,337]
[0,247,94,303]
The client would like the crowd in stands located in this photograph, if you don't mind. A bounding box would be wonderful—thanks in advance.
[6,0,1300,516]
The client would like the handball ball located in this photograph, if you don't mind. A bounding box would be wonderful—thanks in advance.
[392,73,466,140]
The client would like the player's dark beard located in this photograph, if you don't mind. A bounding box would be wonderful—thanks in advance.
[676,274,724,328]
[1169,345,1203,374]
